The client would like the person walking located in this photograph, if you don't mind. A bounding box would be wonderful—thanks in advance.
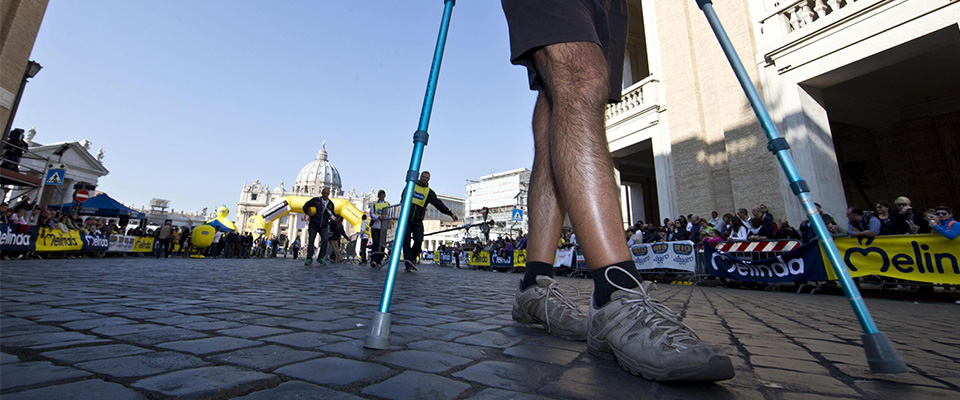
[401,171,458,272]
[302,187,336,266]
[156,221,174,259]
[290,237,301,259]
[359,214,370,264]
[369,189,389,267]
[502,0,733,382]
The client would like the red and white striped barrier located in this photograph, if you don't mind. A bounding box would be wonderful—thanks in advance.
[714,240,799,253]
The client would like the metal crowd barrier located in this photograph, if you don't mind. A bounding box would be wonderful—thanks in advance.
[695,239,801,286]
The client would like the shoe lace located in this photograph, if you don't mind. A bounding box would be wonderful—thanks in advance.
[604,266,699,350]
[541,279,583,333]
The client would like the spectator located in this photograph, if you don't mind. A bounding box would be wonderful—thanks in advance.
[1,207,14,225]
[895,196,927,234]
[847,207,879,238]
[178,227,192,256]
[773,219,801,240]
[720,213,734,239]
[210,226,223,258]
[689,215,703,243]
[874,200,908,235]
[928,206,958,240]
[290,237,301,259]
[759,204,776,234]
[708,211,722,229]
[1,128,28,171]
[156,221,174,258]
[736,208,750,228]
[728,216,748,241]
[702,229,723,245]
[747,218,772,241]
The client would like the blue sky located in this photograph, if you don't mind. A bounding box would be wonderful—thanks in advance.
[15,0,537,213]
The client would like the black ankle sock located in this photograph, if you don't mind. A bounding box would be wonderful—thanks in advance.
[591,261,641,308]
[522,261,555,289]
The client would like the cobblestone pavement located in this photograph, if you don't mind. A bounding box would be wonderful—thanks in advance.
[1,257,958,399]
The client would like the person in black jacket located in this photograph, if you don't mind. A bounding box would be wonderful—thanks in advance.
[401,171,458,271]
[302,187,336,266]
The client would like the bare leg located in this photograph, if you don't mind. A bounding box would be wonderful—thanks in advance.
[526,90,566,264]
[532,41,631,270]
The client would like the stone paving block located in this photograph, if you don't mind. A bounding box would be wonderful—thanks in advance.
[779,393,861,400]
[146,315,211,326]
[178,320,244,331]
[434,321,500,333]
[262,331,350,348]
[317,339,397,359]
[91,323,166,336]
[504,344,581,366]
[452,361,547,393]
[1,378,147,400]
[455,331,523,349]
[0,361,92,391]
[0,317,35,328]
[373,350,472,373]
[753,367,858,396]
[748,355,829,374]
[362,371,471,400]
[247,316,301,327]
[118,310,181,319]
[275,357,393,386]
[853,380,960,399]
[208,312,262,323]
[61,317,137,330]
[0,331,110,350]
[522,334,587,353]
[407,339,492,359]
[75,351,208,378]
[2,352,20,364]
[217,325,291,339]
[29,311,101,323]
[158,336,262,355]
[281,319,341,332]
[465,388,558,400]
[210,344,322,371]
[131,366,279,398]
[397,317,446,326]
[115,326,207,345]
[41,344,153,363]
[391,325,470,341]
[231,381,363,400]
[540,365,760,400]
[1,323,64,338]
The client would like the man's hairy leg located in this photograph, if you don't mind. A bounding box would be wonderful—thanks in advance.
[526,90,566,265]
[532,41,631,270]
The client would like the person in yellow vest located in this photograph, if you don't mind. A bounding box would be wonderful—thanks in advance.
[359,214,370,264]
[369,189,389,266]
[402,171,457,271]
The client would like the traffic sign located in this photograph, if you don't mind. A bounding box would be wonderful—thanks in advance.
[74,190,91,202]
[511,208,523,221]
[45,169,65,185]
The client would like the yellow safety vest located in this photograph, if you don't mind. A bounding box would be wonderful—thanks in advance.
[411,185,430,207]
[363,221,372,236]
[374,201,389,216]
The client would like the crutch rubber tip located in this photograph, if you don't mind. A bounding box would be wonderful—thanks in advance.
[363,311,392,350]
[862,332,908,373]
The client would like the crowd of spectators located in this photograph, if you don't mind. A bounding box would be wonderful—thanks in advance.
[617,195,956,247]
[1,198,130,235]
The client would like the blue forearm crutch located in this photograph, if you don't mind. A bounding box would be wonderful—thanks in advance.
[365,0,456,350]
[694,0,906,373]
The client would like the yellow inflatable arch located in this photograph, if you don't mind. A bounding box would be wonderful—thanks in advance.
[246,196,364,238]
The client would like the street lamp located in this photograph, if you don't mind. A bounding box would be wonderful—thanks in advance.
[2,60,42,140]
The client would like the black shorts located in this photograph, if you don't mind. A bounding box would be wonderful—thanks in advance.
[502,0,628,103]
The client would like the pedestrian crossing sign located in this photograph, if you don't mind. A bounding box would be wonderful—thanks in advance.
[45,169,65,185]
[512,208,523,221]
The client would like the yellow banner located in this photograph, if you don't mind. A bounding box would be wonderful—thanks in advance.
[133,237,155,253]
[825,234,960,284]
[433,251,440,262]
[469,251,491,266]
[513,250,526,267]
[35,228,82,252]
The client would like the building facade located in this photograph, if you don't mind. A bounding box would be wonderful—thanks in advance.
[1,0,48,133]
[2,129,109,206]
[464,168,530,241]
[607,0,959,228]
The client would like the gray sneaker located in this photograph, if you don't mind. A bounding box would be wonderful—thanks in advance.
[512,276,587,341]
[588,266,735,382]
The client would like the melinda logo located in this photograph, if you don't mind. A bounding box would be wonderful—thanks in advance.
[844,241,959,274]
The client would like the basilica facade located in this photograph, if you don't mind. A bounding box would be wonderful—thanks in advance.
[234,143,378,244]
